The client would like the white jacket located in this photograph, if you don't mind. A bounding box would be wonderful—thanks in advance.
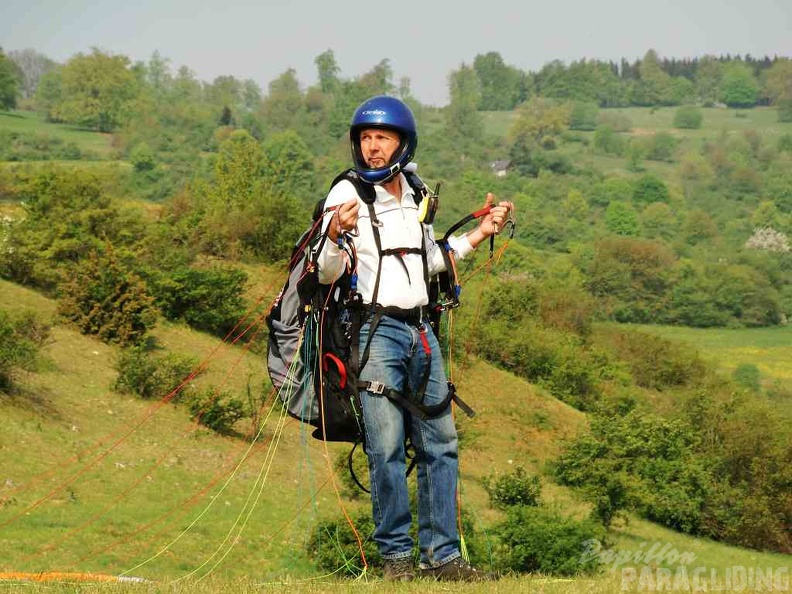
[316,174,474,310]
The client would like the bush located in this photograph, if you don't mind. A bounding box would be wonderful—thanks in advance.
[0,309,50,392]
[186,388,247,434]
[129,143,156,172]
[147,265,248,337]
[113,345,199,401]
[553,412,712,535]
[673,105,703,129]
[602,329,707,390]
[307,512,379,577]
[307,507,492,578]
[58,250,157,346]
[569,102,599,131]
[483,466,542,510]
[495,506,605,576]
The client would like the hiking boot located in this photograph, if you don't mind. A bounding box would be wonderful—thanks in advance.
[382,556,416,582]
[421,557,497,582]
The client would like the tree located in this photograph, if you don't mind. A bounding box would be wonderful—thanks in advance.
[761,57,792,106]
[315,49,341,95]
[719,61,758,108]
[59,48,139,131]
[357,59,394,97]
[605,201,641,236]
[634,49,671,106]
[444,64,483,144]
[473,51,524,110]
[205,75,242,110]
[260,69,304,133]
[7,48,56,99]
[211,130,264,208]
[0,48,19,110]
[632,174,669,205]
[696,55,722,105]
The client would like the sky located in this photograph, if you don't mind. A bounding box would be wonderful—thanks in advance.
[2,0,791,106]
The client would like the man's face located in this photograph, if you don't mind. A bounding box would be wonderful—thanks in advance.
[359,127,400,169]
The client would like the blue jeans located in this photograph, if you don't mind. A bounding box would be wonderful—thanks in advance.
[358,315,461,567]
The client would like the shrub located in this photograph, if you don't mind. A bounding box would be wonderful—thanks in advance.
[129,143,156,172]
[0,309,50,392]
[307,508,491,577]
[483,466,542,510]
[147,265,248,337]
[186,388,247,434]
[602,329,707,390]
[495,506,605,576]
[113,345,199,401]
[553,412,712,535]
[307,512,380,577]
[58,250,157,346]
[673,105,703,129]
[778,98,792,123]
[569,102,599,131]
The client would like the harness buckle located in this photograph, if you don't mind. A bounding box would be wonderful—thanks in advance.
[366,381,386,395]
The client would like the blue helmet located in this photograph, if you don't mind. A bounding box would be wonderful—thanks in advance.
[349,95,418,185]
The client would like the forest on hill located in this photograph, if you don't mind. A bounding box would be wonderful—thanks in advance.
[0,42,790,574]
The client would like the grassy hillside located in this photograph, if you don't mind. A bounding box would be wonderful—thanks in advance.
[0,110,118,158]
[2,278,790,592]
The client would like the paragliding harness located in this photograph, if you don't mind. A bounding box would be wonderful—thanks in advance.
[266,168,484,491]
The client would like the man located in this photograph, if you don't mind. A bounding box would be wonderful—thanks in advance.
[316,95,513,582]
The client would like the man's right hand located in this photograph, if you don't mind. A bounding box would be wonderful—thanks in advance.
[330,198,360,243]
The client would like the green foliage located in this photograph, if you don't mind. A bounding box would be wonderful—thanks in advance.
[495,506,605,576]
[632,174,669,204]
[0,308,50,392]
[306,507,491,578]
[568,102,599,131]
[474,51,527,111]
[483,466,542,510]
[554,411,711,534]
[778,98,792,123]
[0,129,86,161]
[582,237,675,323]
[113,345,198,400]
[59,49,139,132]
[592,125,625,156]
[0,49,19,110]
[57,249,157,346]
[673,105,703,129]
[600,327,707,390]
[307,512,379,576]
[186,388,247,434]
[0,167,140,292]
[605,201,641,236]
[147,265,248,337]
[129,142,156,172]
[719,61,759,108]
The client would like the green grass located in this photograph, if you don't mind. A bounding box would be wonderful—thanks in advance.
[0,110,118,158]
[482,106,792,140]
[2,278,790,592]
[626,323,792,384]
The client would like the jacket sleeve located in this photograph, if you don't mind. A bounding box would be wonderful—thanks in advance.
[315,180,357,284]
[425,225,475,277]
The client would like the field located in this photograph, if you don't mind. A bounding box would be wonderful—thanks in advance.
[1,278,790,593]
[0,110,118,157]
[1,106,791,592]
